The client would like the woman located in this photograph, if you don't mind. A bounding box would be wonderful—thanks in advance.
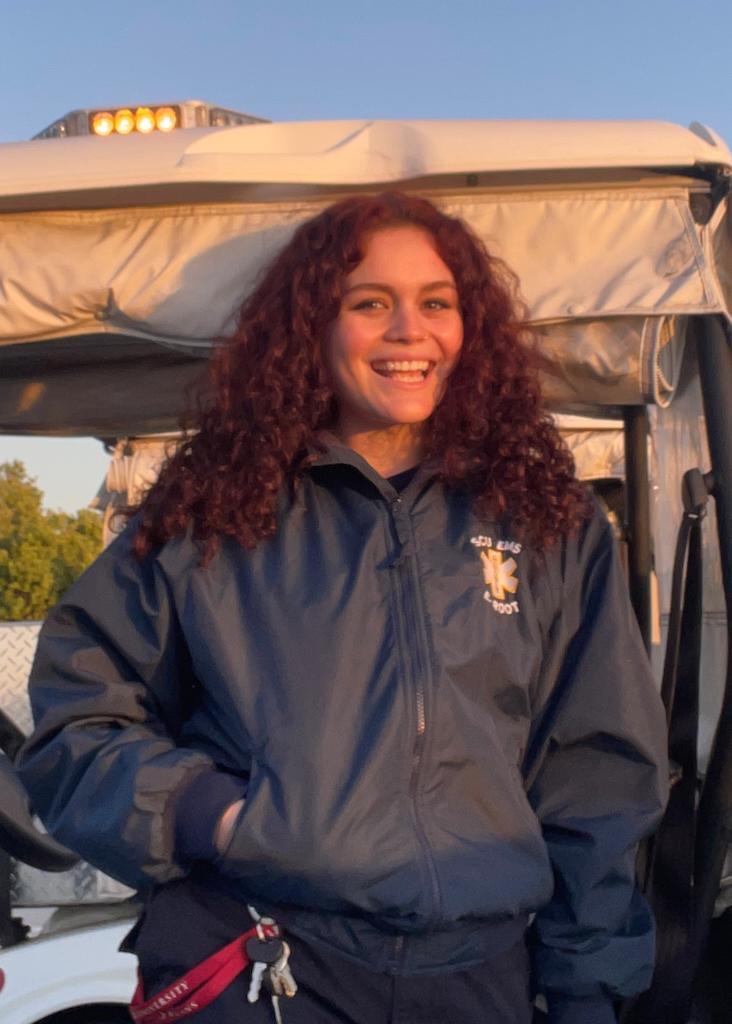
[19,193,668,1024]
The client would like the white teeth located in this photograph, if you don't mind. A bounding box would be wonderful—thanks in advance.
[372,360,430,371]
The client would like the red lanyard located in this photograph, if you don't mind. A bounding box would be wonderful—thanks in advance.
[129,919,281,1023]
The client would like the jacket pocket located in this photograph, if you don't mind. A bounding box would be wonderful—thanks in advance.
[212,755,271,871]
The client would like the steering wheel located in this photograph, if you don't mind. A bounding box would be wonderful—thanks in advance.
[0,707,79,872]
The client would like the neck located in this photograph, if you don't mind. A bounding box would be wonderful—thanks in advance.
[333,423,424,478]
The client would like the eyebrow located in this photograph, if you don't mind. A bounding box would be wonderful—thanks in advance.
[343,280,458,295]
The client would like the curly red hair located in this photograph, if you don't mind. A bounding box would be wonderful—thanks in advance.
[132,192,589,560]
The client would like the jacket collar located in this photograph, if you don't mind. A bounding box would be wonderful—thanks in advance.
[306,432,440,501]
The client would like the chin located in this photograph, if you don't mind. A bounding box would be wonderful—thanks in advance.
[381,404,436,425]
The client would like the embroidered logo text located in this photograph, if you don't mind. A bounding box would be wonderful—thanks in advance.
[471,535,521,615]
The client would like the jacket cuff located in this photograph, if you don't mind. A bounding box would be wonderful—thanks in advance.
[546,993,616,1024]
[174,770,248,863]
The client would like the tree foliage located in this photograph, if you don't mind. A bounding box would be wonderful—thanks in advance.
[0,461,103,621]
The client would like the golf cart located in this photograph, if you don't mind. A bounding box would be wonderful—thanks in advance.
[0,107,730,1022]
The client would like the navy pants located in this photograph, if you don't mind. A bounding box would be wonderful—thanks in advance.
[126,878,535,1024]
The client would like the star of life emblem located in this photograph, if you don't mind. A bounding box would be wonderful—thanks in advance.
[471,535,521,615]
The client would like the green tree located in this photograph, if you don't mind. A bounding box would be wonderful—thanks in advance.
[0,461,103,621]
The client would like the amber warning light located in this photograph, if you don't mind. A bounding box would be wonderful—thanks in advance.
[90,105,179,137]
[33,101,268,140]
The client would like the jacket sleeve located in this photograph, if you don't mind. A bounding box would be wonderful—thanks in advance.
[16,523,242,890]
[525,506,669,1021]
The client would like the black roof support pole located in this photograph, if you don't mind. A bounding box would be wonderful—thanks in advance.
[0,848,27,948]
[694,314,732,964]
[0,849,12,947]
[623,405,653,652]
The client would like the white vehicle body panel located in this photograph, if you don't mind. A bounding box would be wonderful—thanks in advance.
[0,917,136,1023]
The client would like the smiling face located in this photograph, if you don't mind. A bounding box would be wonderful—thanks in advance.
[325,225,464,448]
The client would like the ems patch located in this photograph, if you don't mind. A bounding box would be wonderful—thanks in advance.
[470,535,521,615]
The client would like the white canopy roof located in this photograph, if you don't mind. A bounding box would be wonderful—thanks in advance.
[0,118,730,435]
[0,119,730,208]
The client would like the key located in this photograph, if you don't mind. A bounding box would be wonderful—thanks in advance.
[270,993,284,1024]
[267,942,297,999]
[246,935,285,1004]
[246,936,284,964]
[248,960,267,1004]
[272,960,297,998]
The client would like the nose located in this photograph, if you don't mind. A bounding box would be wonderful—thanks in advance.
[383,302,427,343]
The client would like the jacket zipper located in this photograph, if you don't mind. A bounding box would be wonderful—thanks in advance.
[402,549,441,918]
[388,497,442,959]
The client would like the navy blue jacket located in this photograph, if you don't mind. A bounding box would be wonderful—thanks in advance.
[19,442,668,1022]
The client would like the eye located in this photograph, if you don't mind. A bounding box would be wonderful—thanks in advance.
[352,297,387,311]
[423,297,452,311]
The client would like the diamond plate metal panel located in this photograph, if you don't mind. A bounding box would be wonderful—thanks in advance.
[1,621,135,904]
[11,860,133,906]
[0,621,39,734]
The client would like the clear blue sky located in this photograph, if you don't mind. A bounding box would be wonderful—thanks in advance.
[1,0,730,511]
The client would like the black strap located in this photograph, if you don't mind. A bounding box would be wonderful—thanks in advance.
[0,708,25,762]
[622,468,711,1024]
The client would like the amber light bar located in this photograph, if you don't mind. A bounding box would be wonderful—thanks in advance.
[33,101,269,140]
[89,105,180,137]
